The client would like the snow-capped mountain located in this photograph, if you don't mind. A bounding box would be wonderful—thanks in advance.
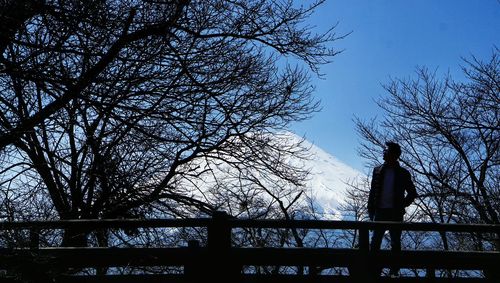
[283,132,366,219]
[180,131,365,220]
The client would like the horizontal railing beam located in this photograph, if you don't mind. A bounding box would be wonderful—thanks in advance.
[0,247,201,268]
[0,218,212,230]
[0,219,497,234]
[230,219,500,233]
[0,247,497,270]
[232,248,499,269]
[54,274,493,283]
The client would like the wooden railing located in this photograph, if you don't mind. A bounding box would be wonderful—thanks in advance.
[0,212,498,282]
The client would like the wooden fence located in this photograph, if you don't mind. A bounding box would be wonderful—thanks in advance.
[0,211,498,282]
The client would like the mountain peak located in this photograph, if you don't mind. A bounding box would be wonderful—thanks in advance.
[176,130,365,220]
[282,131,365,219]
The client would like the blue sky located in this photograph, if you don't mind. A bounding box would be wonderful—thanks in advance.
[290,0,500,172]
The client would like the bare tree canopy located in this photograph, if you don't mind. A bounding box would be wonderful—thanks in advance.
[0,0,342,231]
[356,49,499,229]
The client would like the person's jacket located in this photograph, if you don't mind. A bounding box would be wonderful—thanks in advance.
[368,162,417,219]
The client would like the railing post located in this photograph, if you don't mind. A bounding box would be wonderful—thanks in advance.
[359,227,369,252]
[359,224,381,281]
[29,228,40,249]
[207,211,239,281]
[308,266,318,278]
[185,240,201,281]
[426,268,436,278]
[208,211,231,250]
[348,226,371,281]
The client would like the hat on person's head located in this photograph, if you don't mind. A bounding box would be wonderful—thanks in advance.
[385,141,401,158]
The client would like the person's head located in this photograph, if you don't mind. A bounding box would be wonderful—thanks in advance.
[383,141,401,164]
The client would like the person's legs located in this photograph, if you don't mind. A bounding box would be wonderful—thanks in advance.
[388,211,404,276]
[370,209,391,278]
[370,229,384,251]
[389,228,401,252]
[370,209,390,251]
[388,228,401,276]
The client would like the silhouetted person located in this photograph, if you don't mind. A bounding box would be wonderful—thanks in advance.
[368,141,417,277]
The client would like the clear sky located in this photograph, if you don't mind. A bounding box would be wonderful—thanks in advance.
[290,0,500,172]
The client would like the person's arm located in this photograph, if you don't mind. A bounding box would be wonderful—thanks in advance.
[367,168,377,220]
[403,170,417,207]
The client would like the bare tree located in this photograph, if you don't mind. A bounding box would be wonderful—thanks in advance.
[0,0,342,247]
[355,49,499,252]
